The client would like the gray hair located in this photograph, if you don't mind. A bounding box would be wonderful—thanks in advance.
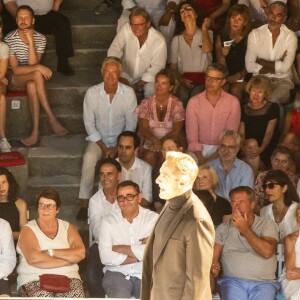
[206,63,228,78]
[269,1,287,16]
[229,186,256,202]
[101,56,122,74]
[219,130,241,147]
[129,7,151,23]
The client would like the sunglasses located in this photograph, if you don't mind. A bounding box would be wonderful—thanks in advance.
[262,182,281,190]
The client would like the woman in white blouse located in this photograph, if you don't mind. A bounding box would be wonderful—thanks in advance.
[260,169,300,241]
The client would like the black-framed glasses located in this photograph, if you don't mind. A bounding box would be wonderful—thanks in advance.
[117,193,139,203]
[38,203,57,210]
[262,182,281,190]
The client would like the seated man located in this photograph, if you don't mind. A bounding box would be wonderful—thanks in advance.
[2,0,74,75]
[107,7,167,97]
[87,158,122,298]
[208,130,254,200]
[245,1,297,104]
[0,218,16,297]
[77,56,137,221]
[212,186,280,300]
[116,0,180,48]
[186,63,240,165]
[99,180,158,298]
[117,131,152,207]
[4,5,68,147]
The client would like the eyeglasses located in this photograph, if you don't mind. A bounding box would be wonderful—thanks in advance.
[262,182,281,190]
[38,203,57,210]
[219,144,237,151]
[117,193,139,203]
[130,22,146,28]
[206,75,225,82]
[180,6,193,13]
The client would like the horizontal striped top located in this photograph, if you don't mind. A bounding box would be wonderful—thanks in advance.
[4,29,46,65]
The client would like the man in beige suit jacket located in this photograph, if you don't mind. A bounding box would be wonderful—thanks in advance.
[141,152,215,300]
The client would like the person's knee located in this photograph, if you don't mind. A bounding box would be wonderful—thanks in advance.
[82,149,99,167]
[26,80,38,93]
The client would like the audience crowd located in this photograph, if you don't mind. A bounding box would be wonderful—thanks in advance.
[1,0,300,299]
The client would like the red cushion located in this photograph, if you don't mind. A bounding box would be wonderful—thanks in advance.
[0,151,26,166]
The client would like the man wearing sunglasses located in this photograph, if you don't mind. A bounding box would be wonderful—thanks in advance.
[212,186,280,300]
[99,180,158,299]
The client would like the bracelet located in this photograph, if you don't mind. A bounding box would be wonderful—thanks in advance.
[48,249,54,257]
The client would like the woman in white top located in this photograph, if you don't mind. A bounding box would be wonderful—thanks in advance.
[17,188,86,297]
[260,169,300,241]
[169,0,213,106]
[281,204,300,300]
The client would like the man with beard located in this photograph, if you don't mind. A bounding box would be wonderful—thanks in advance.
[117,131,152,207]
[4,5,68,147]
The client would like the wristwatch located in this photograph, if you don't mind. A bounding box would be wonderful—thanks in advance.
[48,249,54,257]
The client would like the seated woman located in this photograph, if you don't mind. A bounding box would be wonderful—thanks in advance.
[260,169,300,241]
[215,4,251,101]
[17,188,86,297]
[255,146,299,210]
[0,167,27,241]
[135,69,185,166]
[0,16,10,152]
[281,204,300,300]
[239,75,280,167]
[193,165,231,227]
[152,136,184,213]
[169,0,213,106]
[0,218,16,297]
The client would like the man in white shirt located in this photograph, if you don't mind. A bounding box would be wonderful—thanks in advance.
[107,7,167,97]
[87,158,122,298]
[99,180,158,299]
[77,56,137,221]
[0,218,16,297]
[245,1,297,104]
[117,131,152,207]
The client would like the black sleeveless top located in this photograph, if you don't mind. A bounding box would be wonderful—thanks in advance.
[0,201,19,231]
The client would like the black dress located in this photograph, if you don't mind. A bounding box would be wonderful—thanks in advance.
[0,201,19,232]
[241,101,280,166]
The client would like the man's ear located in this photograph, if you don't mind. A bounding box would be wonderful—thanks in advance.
[32,17,35,25]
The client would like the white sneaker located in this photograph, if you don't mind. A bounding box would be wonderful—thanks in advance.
[0,138,12,152]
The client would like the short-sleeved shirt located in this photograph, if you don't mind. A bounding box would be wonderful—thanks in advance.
[216,215,278,281]
[209,195,232,226]
[135,94,185,139]
[4,29,46,65]
[0,41,9,60]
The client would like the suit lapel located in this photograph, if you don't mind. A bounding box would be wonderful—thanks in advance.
[153,195,193,266]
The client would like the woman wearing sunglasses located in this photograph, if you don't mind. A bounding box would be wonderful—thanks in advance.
[16,188,85,297]
[260,169,299,241]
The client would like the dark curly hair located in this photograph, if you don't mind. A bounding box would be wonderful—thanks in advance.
[0,167,19,202]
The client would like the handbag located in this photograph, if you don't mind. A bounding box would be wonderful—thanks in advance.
[39,274,70,293]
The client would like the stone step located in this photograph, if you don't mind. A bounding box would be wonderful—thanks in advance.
[6,69,101,138]
[26,175,80,206]
[26,134,86,177]
[43,47,107,69]
[45,9,119,45]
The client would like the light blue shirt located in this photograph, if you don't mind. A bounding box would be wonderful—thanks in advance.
[208,158,254,201]
[83,82,137,147]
